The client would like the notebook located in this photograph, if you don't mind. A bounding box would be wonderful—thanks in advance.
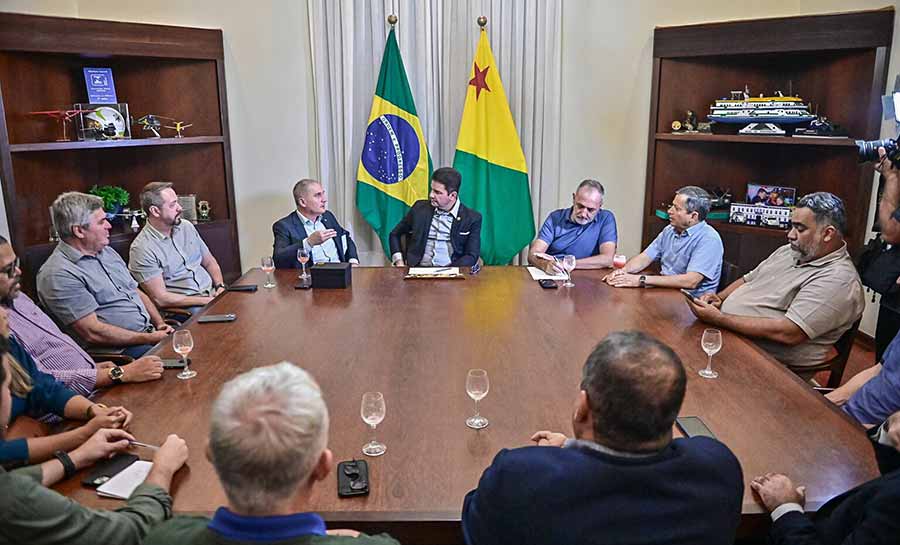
[96,460,153,499]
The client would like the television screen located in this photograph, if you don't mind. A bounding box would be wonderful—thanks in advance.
[746,184,796,207]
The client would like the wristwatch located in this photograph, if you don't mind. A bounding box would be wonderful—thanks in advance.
[54,450,77,479]
[108,365,125,384]
[639,275,647,288]
[214,283,226,291]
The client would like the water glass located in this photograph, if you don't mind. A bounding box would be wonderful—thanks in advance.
[173,329,197,380]
[700,328,722,379]
[297,248,310,279]
[361,392,386,456]
[466,369,490,429]
[261,256,275,288]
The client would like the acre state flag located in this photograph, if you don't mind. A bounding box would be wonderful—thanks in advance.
[357,28,432,258]
[453,30,534,265]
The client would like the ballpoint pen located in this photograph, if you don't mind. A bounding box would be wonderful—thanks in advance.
[129,441,160,451]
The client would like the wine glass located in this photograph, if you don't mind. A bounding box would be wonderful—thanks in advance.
[261,256,276,289]
[613,254,627,270]
[297,248,310,279]
[560,254,576,288]
[466,369,490,429]
[699,328,723,379]
[173,330,197,380]
[361,392,386,456]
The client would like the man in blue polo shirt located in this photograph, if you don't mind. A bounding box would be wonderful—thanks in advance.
[606,186,722,296]
[528,179,618,270]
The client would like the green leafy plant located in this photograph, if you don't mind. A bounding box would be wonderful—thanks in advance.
[89,185,130,211]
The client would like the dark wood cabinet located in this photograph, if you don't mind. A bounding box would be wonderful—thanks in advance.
[0,12,241,293]
[642,8,894,275]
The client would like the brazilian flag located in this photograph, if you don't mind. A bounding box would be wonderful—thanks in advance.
[357,28,431,258]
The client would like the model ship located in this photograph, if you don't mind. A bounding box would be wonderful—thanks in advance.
[708,87,815,125]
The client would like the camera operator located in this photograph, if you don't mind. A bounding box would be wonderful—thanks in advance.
[873,147,900,359]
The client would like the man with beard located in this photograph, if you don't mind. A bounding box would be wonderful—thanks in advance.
[1,236,162,396]
[38,192,173,359]
[528,179,618,270]
[687,192,864,380]
[129,182,226,310]
[605,186,723,297]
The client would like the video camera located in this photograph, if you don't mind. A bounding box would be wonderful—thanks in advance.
[857,137,900,168]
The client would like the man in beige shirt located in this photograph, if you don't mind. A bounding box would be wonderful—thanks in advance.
[687,192,864,379]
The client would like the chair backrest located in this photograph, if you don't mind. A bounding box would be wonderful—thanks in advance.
[824,318,862,388]
[718,260,741,293]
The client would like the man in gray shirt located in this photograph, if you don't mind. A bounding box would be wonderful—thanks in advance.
[37,192,173,359]
[129,182,225,310]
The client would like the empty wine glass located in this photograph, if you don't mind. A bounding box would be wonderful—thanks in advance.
[297,247,310,279]
[559,254,576,287]
[173,329,197,380]
[361,392,386,456]
[699,328,722,379]
[613,254,627,270]
[261,256,275,288]
[466,369,490,429]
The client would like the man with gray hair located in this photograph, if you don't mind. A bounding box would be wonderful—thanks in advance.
[606,186,723,296]
[144,362,399,544]
[688,192,865,379]
[273,179,358,269]
[528,179,618,270]
[129,181,226,310]
[37,191,173,359]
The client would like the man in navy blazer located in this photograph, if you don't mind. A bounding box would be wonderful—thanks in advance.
[272,179,358,269]
[752,410,900,545]
[389,167,482,267]
[462,331,744,545]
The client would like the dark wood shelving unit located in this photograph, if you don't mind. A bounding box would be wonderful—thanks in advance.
[0,12,241,293]
[643,8,893,275]
[655,132,858,147]
[10,135,225,152]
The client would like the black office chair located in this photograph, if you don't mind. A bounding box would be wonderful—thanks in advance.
[718,260,741,293]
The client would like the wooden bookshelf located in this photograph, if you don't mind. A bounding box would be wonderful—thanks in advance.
[643,8,893,275]
[0,12,241,293]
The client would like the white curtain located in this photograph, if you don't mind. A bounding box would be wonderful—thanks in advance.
[307,0,562,264]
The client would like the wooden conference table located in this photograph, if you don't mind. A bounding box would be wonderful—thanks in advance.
[56,267,878,543]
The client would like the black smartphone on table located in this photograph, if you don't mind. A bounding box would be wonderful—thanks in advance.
[337,459,369,497]
[675,416,716,439]
[82,453,139,487]
[538,279,558,289]
[161,358,186,369]
[227,284,258,292]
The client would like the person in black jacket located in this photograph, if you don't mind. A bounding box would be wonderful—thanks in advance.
[389,167,482,267]
[752,410,900,545]
[272,179,358,269]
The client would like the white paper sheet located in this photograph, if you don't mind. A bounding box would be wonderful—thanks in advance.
[408,267,460,276]
[527,266,567,281]
[97,460,153,500]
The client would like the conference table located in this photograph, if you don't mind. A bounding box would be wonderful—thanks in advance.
[55,266,879,543]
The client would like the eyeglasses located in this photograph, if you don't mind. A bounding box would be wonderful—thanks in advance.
[0,257,19,279]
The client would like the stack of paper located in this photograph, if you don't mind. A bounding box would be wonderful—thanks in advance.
[406,267,461,277]
[96,460,153,499]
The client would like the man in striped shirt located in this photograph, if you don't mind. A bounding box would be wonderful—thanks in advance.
[0,236,163,396]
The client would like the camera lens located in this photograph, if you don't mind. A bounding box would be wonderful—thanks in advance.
[856,138,896,163]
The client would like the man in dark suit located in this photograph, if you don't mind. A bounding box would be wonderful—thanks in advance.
[752,410,900,545]
[461,331,744,545]
[272,179,358,269]
[389,167,482,267]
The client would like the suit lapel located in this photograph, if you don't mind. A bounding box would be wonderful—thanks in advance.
[290,213,308,242]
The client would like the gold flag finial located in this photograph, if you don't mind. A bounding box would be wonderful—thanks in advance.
[477,16,487,28]
[387,14,398,26]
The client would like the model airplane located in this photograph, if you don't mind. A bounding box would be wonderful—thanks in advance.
[164,121,193,138]
[135,114,174,138]
[29,109,95,142]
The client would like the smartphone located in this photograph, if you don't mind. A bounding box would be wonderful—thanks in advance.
[227,284,258,292]
[161,358,186,369]
[82,453,138,487]
[538,279,558,289]
[337,459,369,497]
[295,282,312,290]
[197,313,237,323]
[675,416,716,439]
[680,288,699,302]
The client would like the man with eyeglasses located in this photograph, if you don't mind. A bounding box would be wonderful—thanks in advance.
[605,186,723,297]
[37,192,174,359]
[528,179,618,271]
[0,235,163,396]
[687,192,864,380]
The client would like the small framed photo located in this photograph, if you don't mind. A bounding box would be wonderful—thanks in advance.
[746,183,796,207]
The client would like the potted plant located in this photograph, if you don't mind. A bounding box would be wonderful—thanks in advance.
[89,184,130,220]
